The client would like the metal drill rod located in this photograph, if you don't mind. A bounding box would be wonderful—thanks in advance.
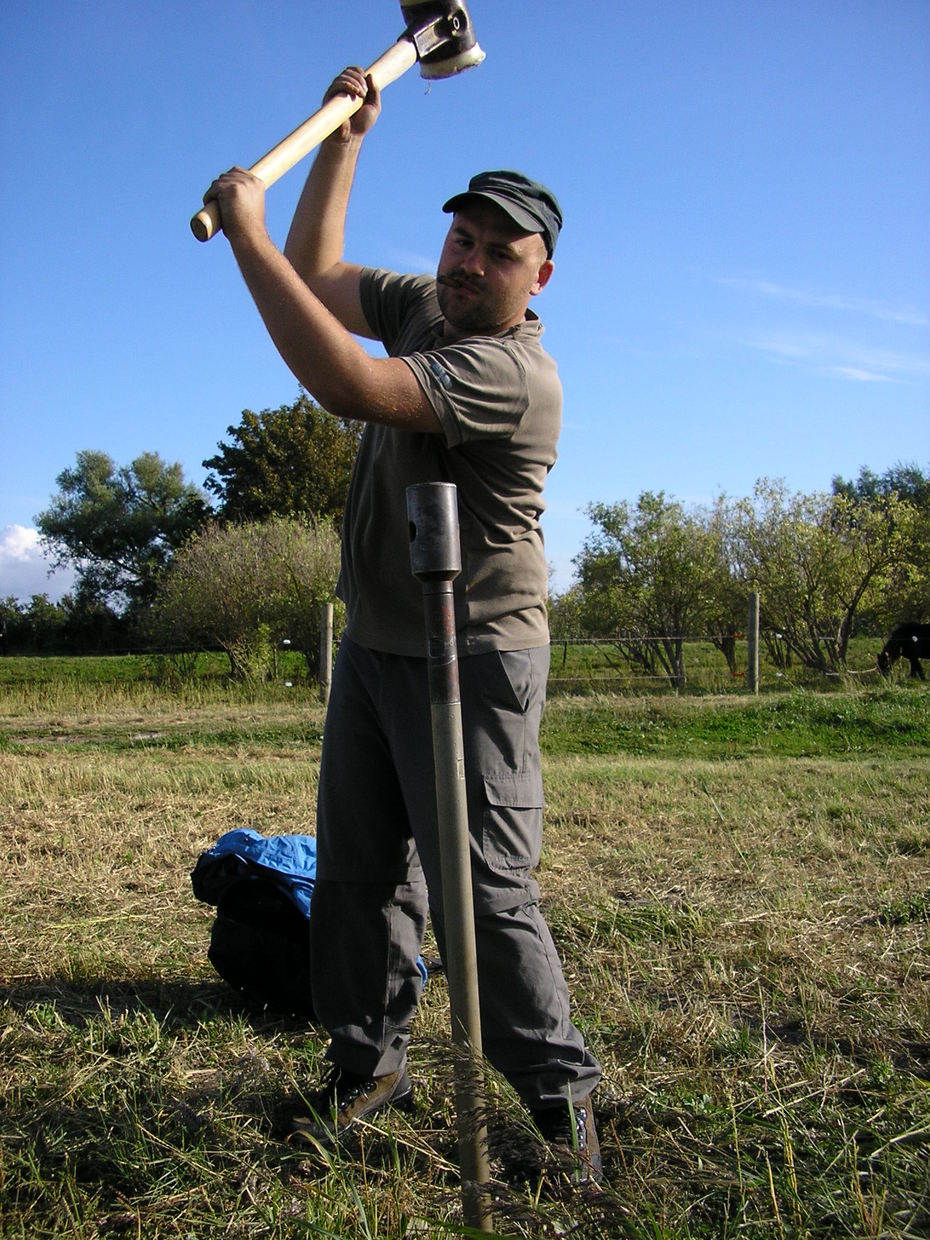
[407,482,492,1232]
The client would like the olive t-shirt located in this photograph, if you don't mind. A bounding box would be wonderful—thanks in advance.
[337,268,562,657]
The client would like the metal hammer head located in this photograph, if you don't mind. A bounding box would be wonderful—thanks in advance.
[400,0,485,78]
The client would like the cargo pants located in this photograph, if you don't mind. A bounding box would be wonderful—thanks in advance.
[309,635,602,1108]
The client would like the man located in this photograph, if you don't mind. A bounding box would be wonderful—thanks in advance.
[205,67,602,1180]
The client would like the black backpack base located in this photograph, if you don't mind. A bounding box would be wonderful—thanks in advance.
[207,876,315,1020]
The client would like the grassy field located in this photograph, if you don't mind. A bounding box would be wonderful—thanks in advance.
[0,662,928,1238]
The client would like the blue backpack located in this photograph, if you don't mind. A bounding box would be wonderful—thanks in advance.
[191,828,427,1018]
[191,829,320,1018]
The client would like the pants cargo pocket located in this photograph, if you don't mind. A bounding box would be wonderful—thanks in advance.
[481,771,544,877]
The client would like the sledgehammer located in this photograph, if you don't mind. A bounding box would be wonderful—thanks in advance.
[407,482,493,1232]
[191,1,484,242]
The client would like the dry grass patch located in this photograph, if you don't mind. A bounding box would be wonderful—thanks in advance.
[1,688,928,1237]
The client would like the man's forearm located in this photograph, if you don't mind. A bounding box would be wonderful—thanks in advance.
[228,224,438,432]
[205,67,436,430]
[233,225,373,406]
[284,135,363,282]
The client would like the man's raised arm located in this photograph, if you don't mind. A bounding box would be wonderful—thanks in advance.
[201,66,439,432]
[283,68,380,339]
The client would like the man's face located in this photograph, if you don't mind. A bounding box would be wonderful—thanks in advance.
[436,201,554,341]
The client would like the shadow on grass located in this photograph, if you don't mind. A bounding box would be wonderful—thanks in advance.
[0,973,317,1032]
[1,977,642,1238]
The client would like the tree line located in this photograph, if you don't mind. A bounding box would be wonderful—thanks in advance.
[1,394,357,676]
[2,391,927,682]
[551,465,929,683]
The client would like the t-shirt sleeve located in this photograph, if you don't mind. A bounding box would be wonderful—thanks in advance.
[359,267,531,448]
[359,267,434,352]
[401,341,530,446]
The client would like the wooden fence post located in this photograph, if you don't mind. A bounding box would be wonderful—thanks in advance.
[746,592,760,694]
[319,602,333,706]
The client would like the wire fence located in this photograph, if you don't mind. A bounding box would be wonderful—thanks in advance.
[546,632,888,695]
[0,625,900,698]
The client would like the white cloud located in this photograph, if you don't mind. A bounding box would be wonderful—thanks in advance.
[744,329,928,384]
[715,274,930,382]
[827,366,894,384]
[0,525,75,603]
[717,277,930,329]
[1,525,40,560]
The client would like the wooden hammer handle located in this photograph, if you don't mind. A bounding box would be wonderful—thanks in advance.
[191,38,418,242]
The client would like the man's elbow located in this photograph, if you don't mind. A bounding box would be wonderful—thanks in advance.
[316,365,440,433]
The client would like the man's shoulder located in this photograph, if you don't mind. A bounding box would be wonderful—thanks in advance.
[360,268,440,347]
[460,318,560,392]
[361,267,437,311]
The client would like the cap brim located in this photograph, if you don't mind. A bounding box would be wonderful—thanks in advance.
[442,190,542,237]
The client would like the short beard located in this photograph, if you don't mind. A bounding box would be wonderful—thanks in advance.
[436,272,500,335]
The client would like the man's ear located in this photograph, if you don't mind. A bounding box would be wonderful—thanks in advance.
[530,259,555,297]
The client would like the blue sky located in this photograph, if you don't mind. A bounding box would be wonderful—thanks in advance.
[1,0,927,603]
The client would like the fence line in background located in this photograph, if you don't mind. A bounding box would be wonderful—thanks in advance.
[2,593,891,696]
[547,608,885,691]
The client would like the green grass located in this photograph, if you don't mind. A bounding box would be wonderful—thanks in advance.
[542,685,930,758]
[0,650,227,687]
[1,667,928,1237]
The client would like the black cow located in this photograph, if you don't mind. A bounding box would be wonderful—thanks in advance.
[877,622,930,680]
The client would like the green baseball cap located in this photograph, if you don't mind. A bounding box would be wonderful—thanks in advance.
[442,170,563,257]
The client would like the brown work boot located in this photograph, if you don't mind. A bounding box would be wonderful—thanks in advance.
[530,1095,602,1184]
[290,1064,414,1143]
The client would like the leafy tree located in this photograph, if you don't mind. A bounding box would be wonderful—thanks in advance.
[59,587,131,652]
[571,492,732,687]
[18,595,65,651]
[36,451,210,613]
[1,590,132,655]
[832,461,929,627]
[4,595,37,653]
[547,582,586,642]
[832,461,930,508]
[203,393,361,527]
[728,479,917,673]
[149,517,342,681]
[702,496,751,675]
